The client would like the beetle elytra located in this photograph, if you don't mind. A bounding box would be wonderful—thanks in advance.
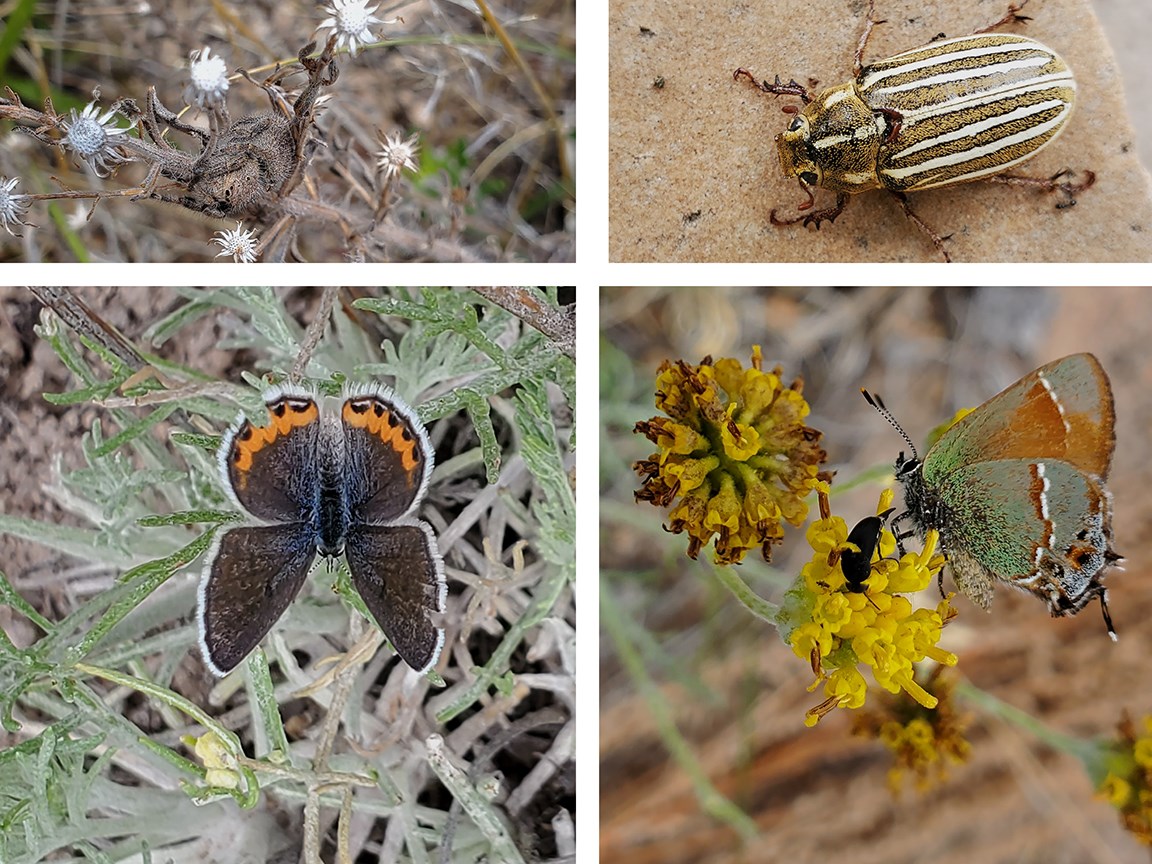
[734,0,1094,261]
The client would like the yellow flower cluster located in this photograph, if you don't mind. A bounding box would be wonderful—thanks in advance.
[634,346,827,564]
[781,489,957,726]
[187,731,242,790]
[853,668,971,794]
[1100,714,1152,845]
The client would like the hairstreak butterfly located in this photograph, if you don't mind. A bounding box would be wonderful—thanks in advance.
[863,353,1121,638]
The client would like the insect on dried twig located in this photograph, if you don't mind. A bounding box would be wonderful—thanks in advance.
[127,36,340,220]
[1,36,345,258]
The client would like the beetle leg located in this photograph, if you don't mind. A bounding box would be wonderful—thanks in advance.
[985,168,1096,209]
[875,107,904,145]
[974,0,1032,35]
[771,191,849,230]
[889,191,952,262]
[854,0,888,77]
[733,69,812,104]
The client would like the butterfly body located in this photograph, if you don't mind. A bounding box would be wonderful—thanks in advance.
[884,353,1120,634]
[199,383,446,675]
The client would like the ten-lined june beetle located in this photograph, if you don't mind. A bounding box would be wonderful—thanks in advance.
[734,0,1094,261]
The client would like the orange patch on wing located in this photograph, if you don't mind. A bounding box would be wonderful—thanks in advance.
[1066,545,1097,572]
[231,399,319,480]
[343,399,421,476]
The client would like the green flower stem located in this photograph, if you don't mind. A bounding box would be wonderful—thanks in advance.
[711,564,779,624]
[73,663,260,807]
[956,679,1109,782]
[601,575,759,841]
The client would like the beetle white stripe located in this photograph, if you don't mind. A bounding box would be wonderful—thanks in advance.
[892,97,1069,160]
[898,81,1069,140]
[861,38,1057,88]
[881,109,1069,183]
[865,50,1051,92]
[894,87,1072,158]
[898,75,1075,120]
[813,122,884,149]
[868,56,1055,98]
[883,119,1067,186]
[823,88,853,108]
[813,134,856,148]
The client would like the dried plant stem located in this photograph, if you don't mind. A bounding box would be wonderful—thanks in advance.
[291,287,339,381]
[472,0,573,196]
[337,785,354,864]
[28,287,147,368]
[473,287,574,359]
[303,614,367,864]
[373,175,398,223]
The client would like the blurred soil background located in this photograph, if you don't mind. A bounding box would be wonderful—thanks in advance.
[0,0,574,262]
[600,287,1152,864]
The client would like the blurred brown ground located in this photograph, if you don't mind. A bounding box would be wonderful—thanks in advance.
[600,287,1152,864]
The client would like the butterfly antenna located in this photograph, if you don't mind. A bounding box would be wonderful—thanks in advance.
[861,389,919,462]
[1100,591,1117,642]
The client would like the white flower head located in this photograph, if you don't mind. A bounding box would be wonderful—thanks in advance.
[375,130,420,181]
[0,176,33,237]
[186,46,230,109]
[211,221,259,262]
[316,0,393,57]
[62,99,138,177]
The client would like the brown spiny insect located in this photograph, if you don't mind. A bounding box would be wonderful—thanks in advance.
[0,37,341,252]
[126,37,338,220]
